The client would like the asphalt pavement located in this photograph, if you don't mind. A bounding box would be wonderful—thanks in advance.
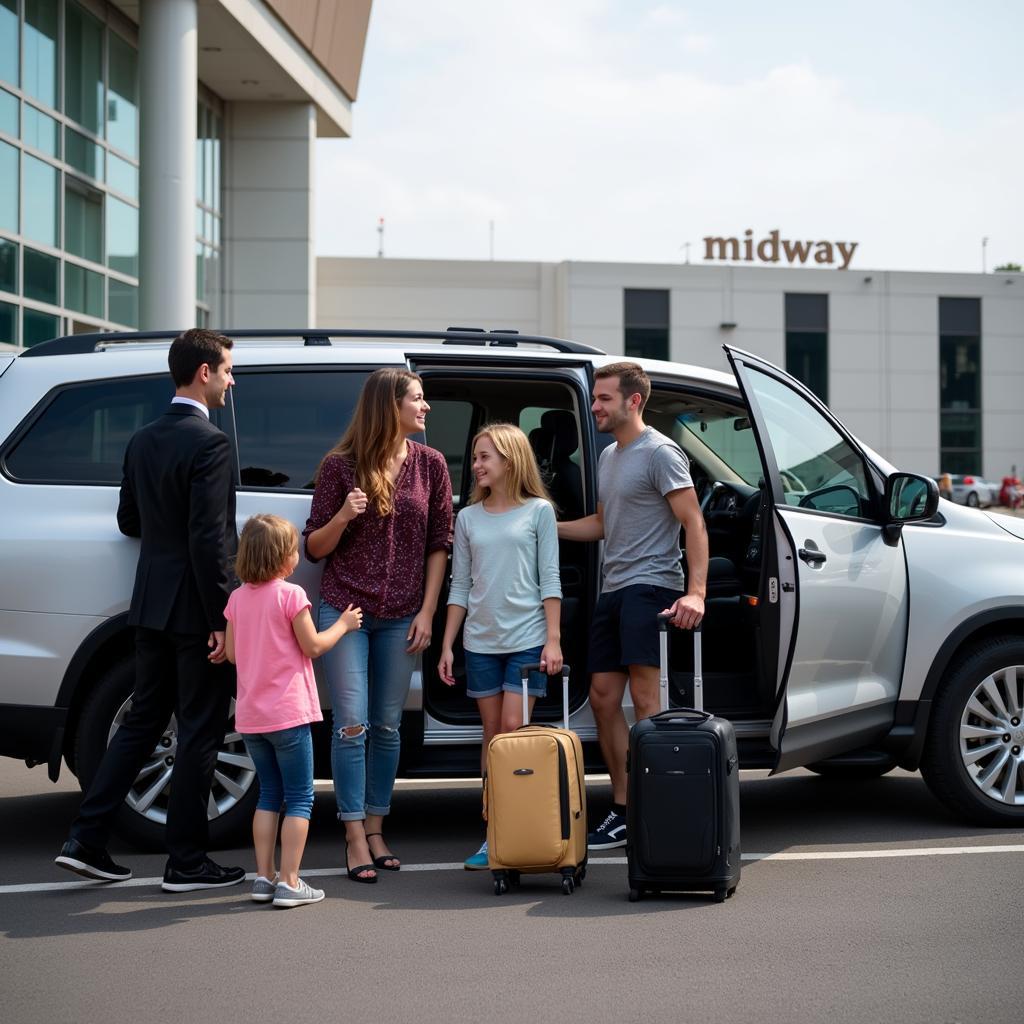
[2,762,1022,1024]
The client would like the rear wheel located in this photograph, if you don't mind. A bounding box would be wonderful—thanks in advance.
[75,658,258,850]
[966,491,980,507]
[920,638,1024,826]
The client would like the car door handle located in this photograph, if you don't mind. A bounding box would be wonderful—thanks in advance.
[798,547,827,566]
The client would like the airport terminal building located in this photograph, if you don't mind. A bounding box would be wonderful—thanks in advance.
[0,0,370,347]
[318,256,1024,480]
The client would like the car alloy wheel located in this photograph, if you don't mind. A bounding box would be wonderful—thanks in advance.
[958,665,1024,807]
[108,695,257,826]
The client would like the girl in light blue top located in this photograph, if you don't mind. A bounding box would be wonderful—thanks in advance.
[438,422,563,869]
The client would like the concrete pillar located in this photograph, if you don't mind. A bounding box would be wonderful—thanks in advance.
[139,0,197,330]
[222,102,316,328]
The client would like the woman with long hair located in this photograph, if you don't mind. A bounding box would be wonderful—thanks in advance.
[438,422,562,869]
[304,368,452,883]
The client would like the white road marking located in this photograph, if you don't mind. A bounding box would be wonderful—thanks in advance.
[4,844,1024,896]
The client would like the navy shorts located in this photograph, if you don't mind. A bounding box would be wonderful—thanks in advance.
[589,583,683,674]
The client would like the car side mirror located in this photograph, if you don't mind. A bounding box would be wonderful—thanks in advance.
[883,473,939,545]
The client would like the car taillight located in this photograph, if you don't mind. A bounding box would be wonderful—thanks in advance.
[963,476,975,485]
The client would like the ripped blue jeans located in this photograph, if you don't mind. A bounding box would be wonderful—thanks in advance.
[318,603,416,821]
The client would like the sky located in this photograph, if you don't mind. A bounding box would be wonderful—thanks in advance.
[315,0,1024,274]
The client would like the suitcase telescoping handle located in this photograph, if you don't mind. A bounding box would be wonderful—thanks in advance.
[519,664,571,729]
[657,612,702,714]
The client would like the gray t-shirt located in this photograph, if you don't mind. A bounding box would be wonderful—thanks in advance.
[598,426,692,593]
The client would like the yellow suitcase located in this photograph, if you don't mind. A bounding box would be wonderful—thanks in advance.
[483,665,587,895]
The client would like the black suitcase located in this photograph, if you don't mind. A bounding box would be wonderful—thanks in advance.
[626,616,741,902]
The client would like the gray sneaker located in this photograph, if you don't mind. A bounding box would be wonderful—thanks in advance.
[272,878,325,908]
[251,874,278,903]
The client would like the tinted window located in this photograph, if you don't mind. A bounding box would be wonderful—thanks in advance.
[423,398,474,504]
[4,375,172,482]
[232,370,369,490]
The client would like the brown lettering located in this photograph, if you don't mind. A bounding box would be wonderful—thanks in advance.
[756,229,781,263]
[814,241,834,264]
[837,241,858,270]
[743,229,754,261]
[781,238,812,264]
[704,236,740,261]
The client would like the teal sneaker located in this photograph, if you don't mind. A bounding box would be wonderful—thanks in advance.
[464,840,489,870]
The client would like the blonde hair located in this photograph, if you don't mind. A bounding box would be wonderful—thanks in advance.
[235,514,298,584]
[316,367,422,517]
[469,422,553,507]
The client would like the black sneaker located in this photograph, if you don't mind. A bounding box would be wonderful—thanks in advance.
[55,838,132,882]
[587,810,627,850]
[161,858,246,892]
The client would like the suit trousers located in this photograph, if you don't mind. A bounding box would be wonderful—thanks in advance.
[71,628,234,869]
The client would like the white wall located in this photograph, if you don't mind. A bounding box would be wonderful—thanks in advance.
[316,257,1024,477]
[223,102,316,327]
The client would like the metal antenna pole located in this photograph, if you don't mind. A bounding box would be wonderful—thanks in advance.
[982,236,988,273]
[377,217,385,258]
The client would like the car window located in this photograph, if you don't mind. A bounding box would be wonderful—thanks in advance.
[3,375,175,483]
[743,367,872,518]
[232,370,369,490]
[423,399,475,504]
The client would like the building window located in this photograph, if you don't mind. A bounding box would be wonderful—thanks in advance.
[624,288,669,361]
[939,297,981,475]
[785,293,828,403]
[195,95,223,325]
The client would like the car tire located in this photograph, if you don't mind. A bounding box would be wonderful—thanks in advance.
[920,636,1024,826]
[966,491,980,507]
[806,760,896,780]
[74,658,258,850]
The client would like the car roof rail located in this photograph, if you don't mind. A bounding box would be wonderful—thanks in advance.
[20,328,605,358]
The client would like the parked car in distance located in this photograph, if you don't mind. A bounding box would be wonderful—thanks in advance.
[949,474,1002,508]
[3,328,1024,851]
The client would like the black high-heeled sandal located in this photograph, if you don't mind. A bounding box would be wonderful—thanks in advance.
[365,832,401,871]
[345,841,378,884]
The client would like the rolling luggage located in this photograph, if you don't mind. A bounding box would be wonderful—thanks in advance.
[483,665,587,895]
[626,616,741,902]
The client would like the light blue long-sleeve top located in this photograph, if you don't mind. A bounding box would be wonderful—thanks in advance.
[447,497,562,654]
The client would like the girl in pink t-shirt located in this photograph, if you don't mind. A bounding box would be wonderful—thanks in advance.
[225,514,361,908]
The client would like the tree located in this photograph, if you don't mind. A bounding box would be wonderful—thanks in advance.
[994,262,1021,272]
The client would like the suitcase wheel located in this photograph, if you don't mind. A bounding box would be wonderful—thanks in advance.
[714,888,727,903]
[561,876,575,895]
[628,888,642,903]
[493,870,510,896]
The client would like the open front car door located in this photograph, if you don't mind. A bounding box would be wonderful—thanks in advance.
[725,346,909,772]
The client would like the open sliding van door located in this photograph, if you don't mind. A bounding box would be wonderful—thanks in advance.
[724,346,909,772]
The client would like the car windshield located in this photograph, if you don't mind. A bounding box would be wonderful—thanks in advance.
[644,393,763,486]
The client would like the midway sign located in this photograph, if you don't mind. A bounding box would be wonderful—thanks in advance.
[703,230,858,270]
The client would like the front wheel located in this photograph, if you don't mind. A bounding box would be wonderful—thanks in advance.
[74,658,259,850]
[966,491,980,507]
[920,638,1024,826]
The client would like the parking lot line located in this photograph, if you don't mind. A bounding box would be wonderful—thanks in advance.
[3,844,1023,895]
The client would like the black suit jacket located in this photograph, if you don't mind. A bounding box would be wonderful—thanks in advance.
[117,403,237,634]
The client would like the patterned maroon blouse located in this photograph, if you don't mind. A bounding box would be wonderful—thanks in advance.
[303,441,453,619]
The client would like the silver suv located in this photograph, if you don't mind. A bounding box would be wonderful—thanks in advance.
[2,328,1023,847]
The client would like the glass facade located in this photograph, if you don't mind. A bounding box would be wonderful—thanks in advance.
[624,288,670,361]
[0,0,223,346]
[784,293,829,403]
[939,297,982,474]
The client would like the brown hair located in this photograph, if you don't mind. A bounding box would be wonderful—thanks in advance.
[316,367,422,517]
[167,328,233,388]
[468,422,553,508]
[234,514,298,584]
[594,361,651,410]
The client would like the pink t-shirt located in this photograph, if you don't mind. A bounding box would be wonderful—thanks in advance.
[224,578,324,734]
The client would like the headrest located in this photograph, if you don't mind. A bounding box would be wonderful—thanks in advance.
[541,410,579,459]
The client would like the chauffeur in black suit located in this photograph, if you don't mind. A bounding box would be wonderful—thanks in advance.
[57,328,245,892]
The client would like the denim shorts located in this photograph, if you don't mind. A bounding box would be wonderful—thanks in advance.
[464,645,547,699]
[242,724,315,820]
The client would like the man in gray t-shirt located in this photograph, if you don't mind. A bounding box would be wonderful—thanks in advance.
[558,361,708,850]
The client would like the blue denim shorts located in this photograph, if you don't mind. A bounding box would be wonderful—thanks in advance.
[242,724,315,820]
[464,645,547,699]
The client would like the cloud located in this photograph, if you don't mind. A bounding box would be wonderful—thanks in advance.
[316,0,1023,271]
